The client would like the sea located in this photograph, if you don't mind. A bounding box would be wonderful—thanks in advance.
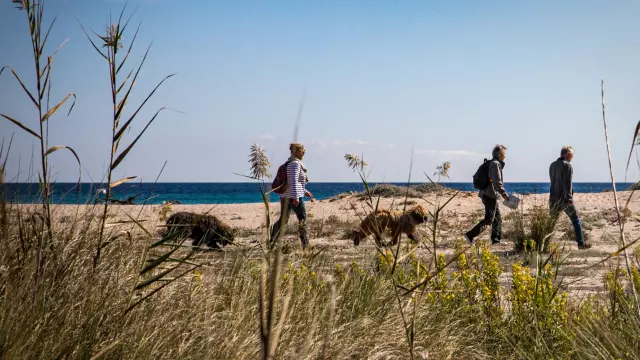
[1,182,635,205]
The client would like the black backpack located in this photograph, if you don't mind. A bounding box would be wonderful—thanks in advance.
[472,159,491,190]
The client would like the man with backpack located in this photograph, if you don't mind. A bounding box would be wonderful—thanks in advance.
[270,143,313,249]
[464,144,510,245]
[549,146,591,249]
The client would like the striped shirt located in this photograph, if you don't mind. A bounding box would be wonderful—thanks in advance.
[285,159,307,199]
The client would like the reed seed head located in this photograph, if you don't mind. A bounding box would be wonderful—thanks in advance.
[249,143,272,180]
[100,24,124,49]
[435,161,451,178]
[344,153,367,172]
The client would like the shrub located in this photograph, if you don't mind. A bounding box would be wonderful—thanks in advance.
[504,204,558,252]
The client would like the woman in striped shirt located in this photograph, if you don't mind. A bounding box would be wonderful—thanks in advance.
[270,143,313,249]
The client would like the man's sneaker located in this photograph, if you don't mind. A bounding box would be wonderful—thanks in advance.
[578,242,592,250]
[491,239,501,245]
[464,234,473,245]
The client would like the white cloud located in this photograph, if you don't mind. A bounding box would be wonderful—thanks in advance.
[334,139,368,146]
[415,149,483,158]
[258,133,276,140]
[307,139,369,148]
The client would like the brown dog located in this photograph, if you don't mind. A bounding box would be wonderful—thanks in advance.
[352,205,429,247]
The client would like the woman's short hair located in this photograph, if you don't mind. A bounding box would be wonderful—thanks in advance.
[492,144,507,158]
[560,146,574,158]
[289,143,305,154]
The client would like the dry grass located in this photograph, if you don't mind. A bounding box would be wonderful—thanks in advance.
[282,214,357,239]
[2,205,640,359]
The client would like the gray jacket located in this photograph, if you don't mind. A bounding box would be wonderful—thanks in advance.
[480,158,507,200]
[549,157,573,203]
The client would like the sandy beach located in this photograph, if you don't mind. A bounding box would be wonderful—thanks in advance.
[49,190,640,229]
[40,189,640,294]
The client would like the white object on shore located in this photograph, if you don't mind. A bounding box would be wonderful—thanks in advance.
[503,194,521,210]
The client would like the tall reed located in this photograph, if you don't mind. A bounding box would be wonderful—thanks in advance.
[80,5,176,266]
[601,80,640,314]
[0,134,12,246]
[1,0,78,299]
[243,141,295,359]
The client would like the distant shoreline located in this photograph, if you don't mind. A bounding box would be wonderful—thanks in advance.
[3,182,636,205]
[9,190,638,207]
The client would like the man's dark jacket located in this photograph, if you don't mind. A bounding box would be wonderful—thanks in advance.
[549,157,573,203]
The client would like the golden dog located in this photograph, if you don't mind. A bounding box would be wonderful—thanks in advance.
[352,205,429,247]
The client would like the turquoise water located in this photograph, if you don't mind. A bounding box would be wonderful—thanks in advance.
[2,182,635,205]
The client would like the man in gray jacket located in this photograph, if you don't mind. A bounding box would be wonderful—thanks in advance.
[549,146,591,249]
[465,144,510,245]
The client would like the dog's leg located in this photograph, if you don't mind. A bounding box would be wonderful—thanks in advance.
[191,228,204,247]
[163,219,185,243]
[206,237,221,250]
[352,230,364,246]
[389,233,401,246]
[205,229,230,250]
[374,231,385,247]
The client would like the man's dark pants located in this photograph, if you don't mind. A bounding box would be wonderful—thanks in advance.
[549,200,584,246]
[466,195,501,243]
[270,197,308,248]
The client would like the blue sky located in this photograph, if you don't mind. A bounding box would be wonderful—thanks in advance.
[2,0,640,183]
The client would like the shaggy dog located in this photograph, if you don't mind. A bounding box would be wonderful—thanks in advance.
[163,211,235,249]
[352,205,429,247]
